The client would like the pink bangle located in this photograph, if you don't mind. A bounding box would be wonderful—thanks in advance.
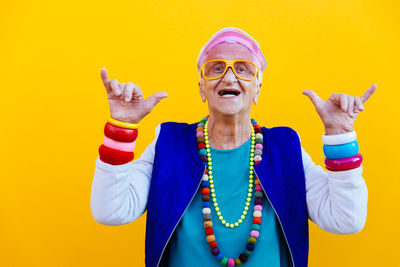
[324,153,363,170]
[102,136,136,152]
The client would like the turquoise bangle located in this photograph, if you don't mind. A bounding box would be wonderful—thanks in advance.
[323,140,359,159]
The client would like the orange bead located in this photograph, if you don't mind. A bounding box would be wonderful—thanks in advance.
[202,188,210,195]
[253,217,261,224]
[204,221,213,228]
[255,179,260,185]
[206,235,216,243]
[197,127,204,132]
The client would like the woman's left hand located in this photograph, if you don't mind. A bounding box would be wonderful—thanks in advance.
[302,84,377,135]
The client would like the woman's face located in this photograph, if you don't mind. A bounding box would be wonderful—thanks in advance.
[198,43,261,117]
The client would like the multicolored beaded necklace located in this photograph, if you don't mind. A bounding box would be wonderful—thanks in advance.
[196,116,265,266]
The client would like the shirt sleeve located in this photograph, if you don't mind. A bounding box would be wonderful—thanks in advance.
[90,124,161,226]
[299,134,368,234]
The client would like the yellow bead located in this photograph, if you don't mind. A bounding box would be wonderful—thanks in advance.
[243,211,247,215]
[212,194,216,198]
[247,193,252,197]
[209,171,213,174]
[249,179,253,184]
[217,211,221,216]
[211,189,215,193]
[209,177,213,181]
[210,184,214,188]
[238,219,243,223]
[225,223,230,227]
[208,162,212,166]
[245,206,249,211]
[219,216,223,220]
[250,162,254,166]
[222,220,226,224]
[214,202,217,207]
[248,188,253,193]
[247,197,251,202]
[250,175,253,178]
[246,203,250,207]
[208,166,212,170]
[241,215,245,219]
[230,224,234,228]
[250,166,253,170]
[206,148,210,152]
[215,207,219,211]
[235,222,239,227]
[249,184,253,188]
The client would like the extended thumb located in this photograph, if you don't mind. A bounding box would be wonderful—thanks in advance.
[302,90,322,108]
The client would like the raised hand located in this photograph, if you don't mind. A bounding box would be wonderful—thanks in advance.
[302,84,377,135]
[101,68,168,123]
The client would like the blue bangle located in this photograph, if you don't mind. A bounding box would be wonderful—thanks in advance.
[323,140,359,159]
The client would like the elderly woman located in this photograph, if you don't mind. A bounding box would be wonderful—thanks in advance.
[90,27,376,267]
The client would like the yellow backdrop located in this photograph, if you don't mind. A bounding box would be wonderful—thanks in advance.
[1,0,398,266]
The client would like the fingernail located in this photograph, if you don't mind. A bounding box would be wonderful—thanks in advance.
[116,90,121,95]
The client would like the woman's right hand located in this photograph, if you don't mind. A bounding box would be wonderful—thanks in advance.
[101,68,168,123]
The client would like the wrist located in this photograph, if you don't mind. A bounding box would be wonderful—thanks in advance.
[324,127,353,135]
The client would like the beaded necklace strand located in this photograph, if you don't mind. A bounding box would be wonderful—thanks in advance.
[196,116,265,266]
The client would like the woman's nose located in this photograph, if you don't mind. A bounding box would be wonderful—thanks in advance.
[222,67,237,83]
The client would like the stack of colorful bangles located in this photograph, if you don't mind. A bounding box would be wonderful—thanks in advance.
[98,117,139,165]
[323,130,363,171]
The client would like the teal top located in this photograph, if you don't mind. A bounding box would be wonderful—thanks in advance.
[163,137,292,266]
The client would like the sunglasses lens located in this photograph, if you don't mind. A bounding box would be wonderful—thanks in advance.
[234,61,256,80]
[203,61,227,79]
[203,60,257,80]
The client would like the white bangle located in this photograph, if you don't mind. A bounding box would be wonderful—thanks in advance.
[322,130,357,145]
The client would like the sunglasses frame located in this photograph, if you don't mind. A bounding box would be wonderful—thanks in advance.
[200,59,259,81]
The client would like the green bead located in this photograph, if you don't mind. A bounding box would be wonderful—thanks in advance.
[220,257,228,265]
[244,249,252,256]
[251,224,261,230]
[248,237,257,244]
[255,138,263,144]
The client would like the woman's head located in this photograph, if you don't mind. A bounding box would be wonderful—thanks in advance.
[197,28,267,117]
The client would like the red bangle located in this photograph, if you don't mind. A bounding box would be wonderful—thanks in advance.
[99,144,134,165]
[325,164,361,171]
[325,153,363,170]
[104,122,138,142]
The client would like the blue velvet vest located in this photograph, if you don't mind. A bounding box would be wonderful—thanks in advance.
[145,122,309,267]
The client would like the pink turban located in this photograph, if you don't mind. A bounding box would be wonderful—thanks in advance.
[197,27,267,72]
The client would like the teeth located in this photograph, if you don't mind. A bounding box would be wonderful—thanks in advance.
[221,93,237,98]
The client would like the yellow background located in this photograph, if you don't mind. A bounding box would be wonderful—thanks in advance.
[1,0,398,266]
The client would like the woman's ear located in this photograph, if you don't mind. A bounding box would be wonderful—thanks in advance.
[199,80,206,102]
[253,82,261,105]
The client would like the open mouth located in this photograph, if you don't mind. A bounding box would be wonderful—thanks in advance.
[218,89,241,97]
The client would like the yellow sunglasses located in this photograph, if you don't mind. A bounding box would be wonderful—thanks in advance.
[200,59,259,81]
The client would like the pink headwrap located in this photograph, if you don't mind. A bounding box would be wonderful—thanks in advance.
[197,27,267,72]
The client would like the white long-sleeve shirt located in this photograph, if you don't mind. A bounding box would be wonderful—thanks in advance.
[90,124,368,234]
